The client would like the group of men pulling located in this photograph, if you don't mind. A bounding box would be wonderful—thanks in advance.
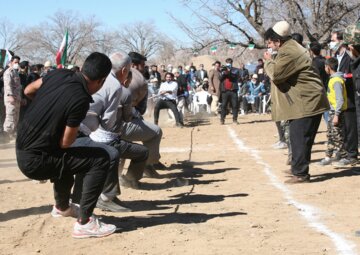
[16,51,166,238]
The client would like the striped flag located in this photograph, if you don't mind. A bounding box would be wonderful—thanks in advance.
[210,46,217,55]
[56,30,68,68]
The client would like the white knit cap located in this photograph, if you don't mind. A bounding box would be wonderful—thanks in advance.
[272,21,291,37]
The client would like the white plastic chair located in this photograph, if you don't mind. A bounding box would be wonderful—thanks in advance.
[193,91,211,114]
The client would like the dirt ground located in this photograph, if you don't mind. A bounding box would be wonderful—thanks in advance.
[1,112,360,255]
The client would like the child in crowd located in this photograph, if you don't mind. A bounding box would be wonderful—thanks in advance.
[318,57,347,166]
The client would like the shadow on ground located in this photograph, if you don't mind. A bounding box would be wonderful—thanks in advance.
[311,167,360,183]
[0,178,32,185]
[103,211,247,233]
[0,205,52,222]
[124,193,248,212]
[139,178,226,191]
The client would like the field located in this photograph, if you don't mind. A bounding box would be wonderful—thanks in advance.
[1,112,360,255]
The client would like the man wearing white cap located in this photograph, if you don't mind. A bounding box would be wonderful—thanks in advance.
[263,20,329,184]
[41,60,53,77]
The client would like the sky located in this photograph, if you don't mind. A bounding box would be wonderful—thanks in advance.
[1,0,195,44]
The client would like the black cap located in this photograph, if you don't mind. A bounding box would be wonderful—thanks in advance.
[19,61,29,68]
[128,52,147,64]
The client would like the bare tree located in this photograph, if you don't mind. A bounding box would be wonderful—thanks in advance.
[284,0,360,42]
[20,10,113,65]
[117,21,165,58]
[173,0,360,50]
[0,19,29,53]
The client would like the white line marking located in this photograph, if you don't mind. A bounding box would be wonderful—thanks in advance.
[227,126,357,255]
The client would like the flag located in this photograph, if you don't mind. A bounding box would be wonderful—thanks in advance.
[210,46,217,55]
[228,43,236,50]
[56,30,68,68]
[3,49,12,68]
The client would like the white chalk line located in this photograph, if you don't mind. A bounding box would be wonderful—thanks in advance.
[227,126,357,255]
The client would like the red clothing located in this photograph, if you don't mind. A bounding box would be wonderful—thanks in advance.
[224,78,232,90]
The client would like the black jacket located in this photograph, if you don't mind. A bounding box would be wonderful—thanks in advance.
[351,56,360,95]
[220,69,238,92]
[338,52,355,109]
[312,55,328,89]
[176,74,188,96]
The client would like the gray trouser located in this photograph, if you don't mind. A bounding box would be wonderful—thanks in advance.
[0,92,5,132]
[121,118,162,165]
[4,99,20,134]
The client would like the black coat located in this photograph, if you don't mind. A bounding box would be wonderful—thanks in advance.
[195,69,208,81]
[351,56,360,95]
[312,55,328,89]
[339,52,356,109]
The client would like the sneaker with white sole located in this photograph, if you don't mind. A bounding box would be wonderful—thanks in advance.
[317,158,331,166]
[51,203,79,218]
[72,216,116,239]
[274,142,287,149]
[334,158,357,167]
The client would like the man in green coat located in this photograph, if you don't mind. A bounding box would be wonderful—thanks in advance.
[263,21,329,184]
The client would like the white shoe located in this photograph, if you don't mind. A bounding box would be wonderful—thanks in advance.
[72,216,116,239]
[272,141,281,148]
[51,203,79,218]
[274,142,287,149]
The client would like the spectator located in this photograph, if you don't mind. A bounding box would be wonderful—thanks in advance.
[263,20,329,183]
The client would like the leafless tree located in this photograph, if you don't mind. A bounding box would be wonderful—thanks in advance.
[18,10,113,65]
[0,19,28,53]
[173,0,360,51]
[117,21,165,58]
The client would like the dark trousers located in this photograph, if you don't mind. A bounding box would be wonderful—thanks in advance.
[154,99,181,125]
[71,137,120,204]
[355,95,360,145]
[275,121,286,143]
[109,138,149,180]
[289,114,322,176]
[221,90,238,121]
[343,108,359,159]
[72,137,148,203]
[16,141,116,221]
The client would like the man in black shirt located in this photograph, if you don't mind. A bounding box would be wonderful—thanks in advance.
[16,52,117,239]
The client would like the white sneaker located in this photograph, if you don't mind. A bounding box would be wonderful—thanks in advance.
[51,203,79,218]
[274,142,287,149]
[272,141,281,148]
[72,216,116,239]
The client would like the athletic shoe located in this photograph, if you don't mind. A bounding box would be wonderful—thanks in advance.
[96,196,132,212]
[273,142,287,149]
[272,141,281,148]
[334,158,357,167]
[72,216,116,239]
[51,203,79,218]
[317,158,331,166]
